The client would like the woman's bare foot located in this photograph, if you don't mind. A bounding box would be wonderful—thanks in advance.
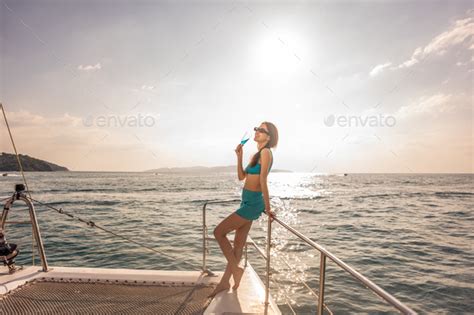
[207,282,230,298]
[232,266,245,290]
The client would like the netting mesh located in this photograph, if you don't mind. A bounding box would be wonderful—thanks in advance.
[1,279,216,314]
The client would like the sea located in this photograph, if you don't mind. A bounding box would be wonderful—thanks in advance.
[0,172,472,314]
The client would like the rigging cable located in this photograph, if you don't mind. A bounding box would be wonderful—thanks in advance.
[1,103,37,263]
[1,103,32,199]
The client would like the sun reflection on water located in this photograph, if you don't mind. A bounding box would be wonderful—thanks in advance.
[269,172,331,200]
[252,173,332,308]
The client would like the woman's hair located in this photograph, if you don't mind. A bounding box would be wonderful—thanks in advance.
[249,121,278,167]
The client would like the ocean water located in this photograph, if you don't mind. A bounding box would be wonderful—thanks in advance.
[0,172,472,314]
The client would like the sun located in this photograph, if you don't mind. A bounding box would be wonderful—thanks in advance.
[251,29,307,76]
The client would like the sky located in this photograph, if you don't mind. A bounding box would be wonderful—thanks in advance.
[0,0,473,173]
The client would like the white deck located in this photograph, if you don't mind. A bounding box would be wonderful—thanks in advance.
[0,263,281,315]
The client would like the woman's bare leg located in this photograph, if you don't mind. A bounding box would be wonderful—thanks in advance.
[221,220,252,287]
[208,220,252,297]
[212,213,248,292]
[207,247,235,298]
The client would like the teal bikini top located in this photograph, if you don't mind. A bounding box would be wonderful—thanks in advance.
[245,149,273,175]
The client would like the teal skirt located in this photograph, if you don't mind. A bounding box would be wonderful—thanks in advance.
[235,188,265,221]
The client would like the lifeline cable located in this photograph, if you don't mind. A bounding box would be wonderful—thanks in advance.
[28,196,200,270]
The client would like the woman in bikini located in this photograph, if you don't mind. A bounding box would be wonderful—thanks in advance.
[208,121,278,298]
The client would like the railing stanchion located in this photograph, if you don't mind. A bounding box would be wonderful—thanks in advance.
[202,202,207,273]
[264,214,272,314]
[244,242,248,267]
[2,188,49,272]
[318,253,326,315]
[201,199,240,276]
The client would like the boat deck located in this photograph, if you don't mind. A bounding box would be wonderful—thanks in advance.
[0,264,281,314]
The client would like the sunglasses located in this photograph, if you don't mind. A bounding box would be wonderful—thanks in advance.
[254,127,270,135]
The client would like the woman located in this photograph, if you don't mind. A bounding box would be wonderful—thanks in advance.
[208,121,278,298]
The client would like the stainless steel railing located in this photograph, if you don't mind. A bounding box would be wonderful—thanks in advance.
[1,187,49,272]
[202,199,416,315]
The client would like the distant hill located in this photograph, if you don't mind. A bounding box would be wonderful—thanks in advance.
[145,165,292,173]
[0,152,69,172]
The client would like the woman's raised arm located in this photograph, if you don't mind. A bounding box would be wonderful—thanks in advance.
[235,144,246,181]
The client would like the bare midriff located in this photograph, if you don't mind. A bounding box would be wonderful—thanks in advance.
[243,168,262,192]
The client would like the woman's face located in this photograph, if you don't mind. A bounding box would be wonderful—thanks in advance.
[254,123,270,143]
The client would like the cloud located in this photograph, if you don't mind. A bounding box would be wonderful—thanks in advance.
[369,62,392,77]
[77,63,102,71]
[141,85,155,90]
[0,110,110,169]
[456,61,470,66]
[396,93,454,118]
[0,110,169,171]
[397,14,474,69]
[0,110,100,144]
[372,11,474,75]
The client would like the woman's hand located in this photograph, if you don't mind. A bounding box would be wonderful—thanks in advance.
[265,209,276,222]
[235,143,243,159]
